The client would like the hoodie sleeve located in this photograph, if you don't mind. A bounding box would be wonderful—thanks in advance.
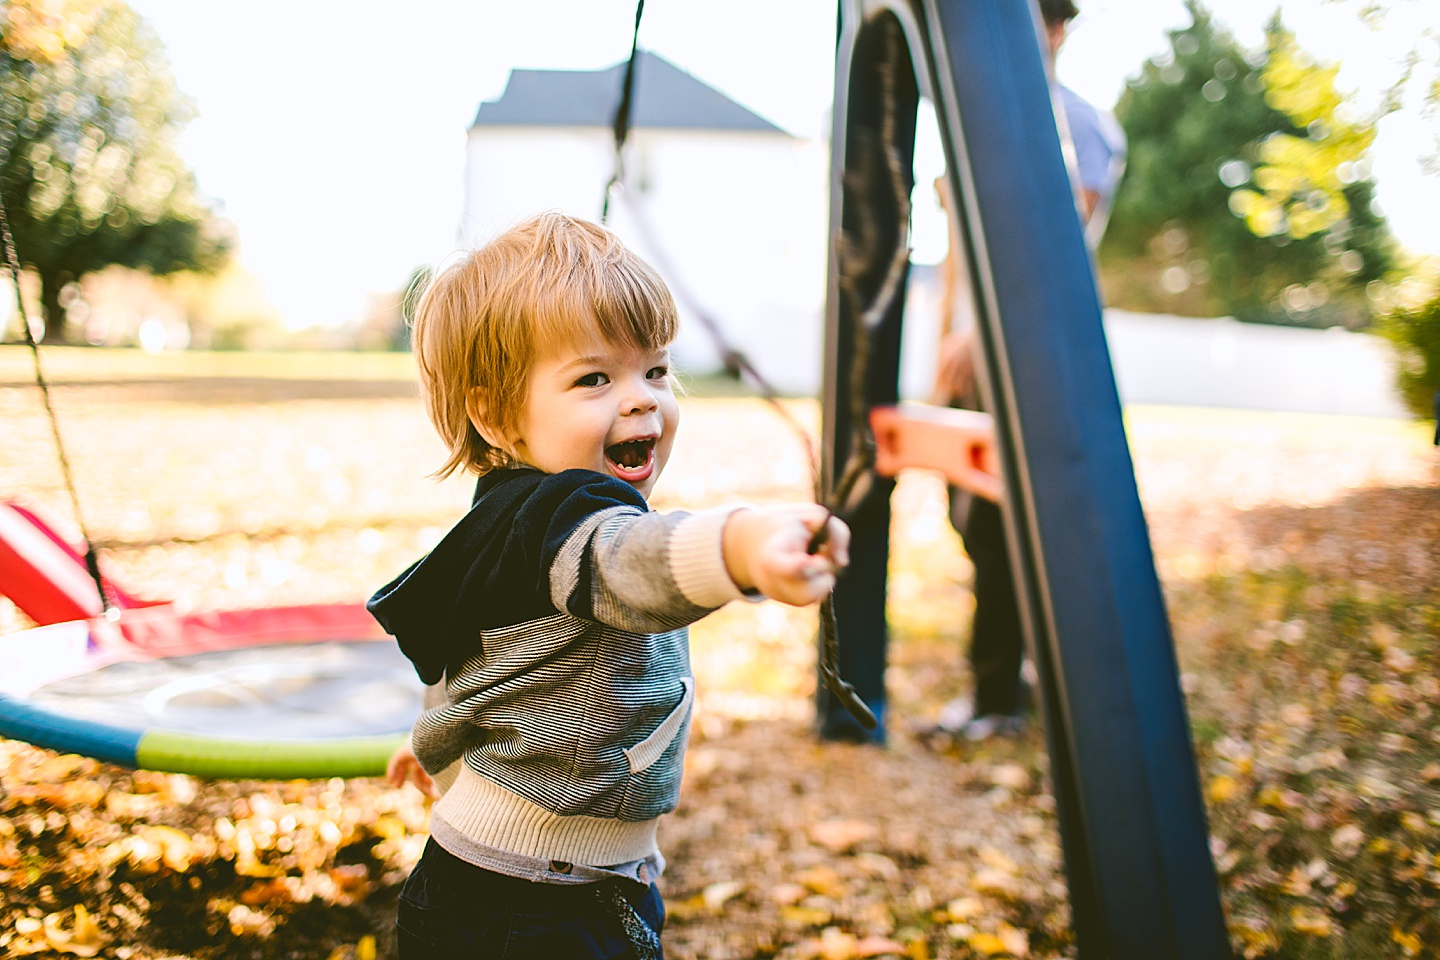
[547,500,749,633]
[370,468,749,684]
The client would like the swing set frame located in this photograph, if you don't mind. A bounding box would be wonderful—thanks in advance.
[821,1,1231,956]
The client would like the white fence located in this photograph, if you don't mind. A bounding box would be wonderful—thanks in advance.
[1102,310,1409,418]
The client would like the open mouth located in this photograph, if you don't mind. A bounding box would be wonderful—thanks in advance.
[605,437,657,481]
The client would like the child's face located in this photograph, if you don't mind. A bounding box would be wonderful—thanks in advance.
[509,332,679,498]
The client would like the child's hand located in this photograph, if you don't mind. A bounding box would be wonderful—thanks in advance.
[385,742,437,799]
[723,505,850,606]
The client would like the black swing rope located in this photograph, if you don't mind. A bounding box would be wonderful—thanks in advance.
[0,192,113,616]
[599,0,646,226]
[597,5,926,732]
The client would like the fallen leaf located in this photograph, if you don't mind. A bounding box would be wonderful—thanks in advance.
[771,882,808,906]
[239,878,296,908]
[662,892,710,921]
[1281,867,1312,897]
[701,880,744,912]
[1290,907,1336,937]
[1384,646,1416,673]
[977,847,1017,872]
[783,905,834,927]
[966,931,1010,955]
[997,922,1029,957]
[227,903,277,938]
[810,819,878,853]
[145,825,198,872]
[944,896,983,921]
[854,934,908,957]
[329,863,372,898]
[9,916,47,956]
[104,791,161,821]
[59,781,106,809]
[853,852,900,881]
[31,755,93,782]
[1392,927,1422,956]
[1328,823,1363,858]
[971,868,1021,899]
[1207,775,1239,804]
[813,927,859,960]
[798,865,847,899]
[988,764,1030,791]
[324,935,379,960]
[41,904,104,957]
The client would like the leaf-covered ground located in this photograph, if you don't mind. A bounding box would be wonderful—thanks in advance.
[0,352,1435,959]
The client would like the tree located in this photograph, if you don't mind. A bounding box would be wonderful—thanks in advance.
[0,0,229,342]
[1099,1,1396,327]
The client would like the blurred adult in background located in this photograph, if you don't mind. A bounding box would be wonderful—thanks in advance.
[927,0,1125,742]
[819,0,1125,744]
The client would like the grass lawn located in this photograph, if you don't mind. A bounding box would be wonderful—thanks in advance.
[0,344,419,384]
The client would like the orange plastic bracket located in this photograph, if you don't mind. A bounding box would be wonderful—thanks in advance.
[868,404,1001,502]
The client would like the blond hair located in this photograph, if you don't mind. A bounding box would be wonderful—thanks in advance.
[412,212,678,478]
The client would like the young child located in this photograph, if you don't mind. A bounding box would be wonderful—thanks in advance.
[368,212,848,959]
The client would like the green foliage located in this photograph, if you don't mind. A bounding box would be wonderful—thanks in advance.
[1376,288,1440,418]
[1100,1,1396,327]
[1232,28,1375,241]
[0,0,230,342]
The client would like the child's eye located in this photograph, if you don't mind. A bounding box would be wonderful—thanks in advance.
[646,366,669,380]
[575,372,609,388]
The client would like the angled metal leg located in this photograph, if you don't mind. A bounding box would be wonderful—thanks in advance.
[817,7,917,743]
[822,1,1230,955]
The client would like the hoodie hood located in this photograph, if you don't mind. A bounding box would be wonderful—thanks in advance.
[367,467,647,684]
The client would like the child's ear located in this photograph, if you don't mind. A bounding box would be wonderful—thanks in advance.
[465,390,510,453]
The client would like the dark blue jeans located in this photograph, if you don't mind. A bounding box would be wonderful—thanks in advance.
[397,838,665,959]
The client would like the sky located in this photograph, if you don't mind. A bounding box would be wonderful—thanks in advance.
[125,0,1440,329]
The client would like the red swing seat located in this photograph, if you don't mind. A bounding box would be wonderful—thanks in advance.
[0,500,170,625]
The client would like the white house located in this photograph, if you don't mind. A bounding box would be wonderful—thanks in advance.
[462,51,830,392]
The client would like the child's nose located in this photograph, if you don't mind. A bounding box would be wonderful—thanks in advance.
[620,379,659,414]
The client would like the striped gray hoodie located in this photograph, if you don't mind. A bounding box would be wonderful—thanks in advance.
[369,468,745,875]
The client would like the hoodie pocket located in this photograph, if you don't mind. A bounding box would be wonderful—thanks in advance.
[623,677,694,775]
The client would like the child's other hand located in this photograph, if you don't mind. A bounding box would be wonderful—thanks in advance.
[723,505,850,606]
[385,743,437,799]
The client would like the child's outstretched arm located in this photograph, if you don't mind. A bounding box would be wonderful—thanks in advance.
[544,474,851,632]
[722,504,849,606]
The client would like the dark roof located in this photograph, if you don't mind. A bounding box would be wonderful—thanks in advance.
[471,50,786,134]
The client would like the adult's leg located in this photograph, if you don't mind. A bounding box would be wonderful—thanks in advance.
[962,495,1025,718]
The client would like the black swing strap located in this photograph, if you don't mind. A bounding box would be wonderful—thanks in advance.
[0,194,112,614]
